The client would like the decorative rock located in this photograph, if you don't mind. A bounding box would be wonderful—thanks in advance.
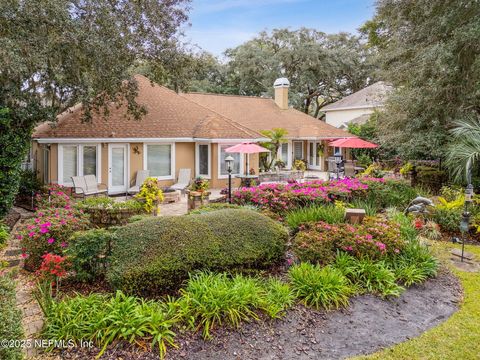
[345,208,366,224]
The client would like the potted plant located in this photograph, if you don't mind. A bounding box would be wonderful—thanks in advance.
[134,177,164,216]
[187,177,210,210]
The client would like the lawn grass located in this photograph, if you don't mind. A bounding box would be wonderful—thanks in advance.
[353,242,480,360]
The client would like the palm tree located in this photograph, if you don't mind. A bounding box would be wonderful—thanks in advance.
[259,128,288,171]
[446,115,480,183]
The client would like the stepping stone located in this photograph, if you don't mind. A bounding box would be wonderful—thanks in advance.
[7,259,20,267]
[451,248,475,260]
[4,249,22,257]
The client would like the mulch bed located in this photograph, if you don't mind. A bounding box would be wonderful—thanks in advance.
[3,208,21,230]
[46,268,461,360]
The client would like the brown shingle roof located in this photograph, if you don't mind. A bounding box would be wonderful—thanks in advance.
[181,93,349,139]
[321,81,393,111]
[33,75,263,140]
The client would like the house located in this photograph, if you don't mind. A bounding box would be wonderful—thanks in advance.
[321,81,393,129]
[32,75,352,194]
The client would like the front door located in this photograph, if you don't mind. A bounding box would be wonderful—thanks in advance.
[108,144,128,194]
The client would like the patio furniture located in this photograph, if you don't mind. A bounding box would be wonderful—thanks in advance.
[170,168,192,195]
[328,158,344,180]
[71,175,107,198]
[344,162,356,177]
[127,170,150,195]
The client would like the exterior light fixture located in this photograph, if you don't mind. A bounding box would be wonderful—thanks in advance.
[225,155,235,204]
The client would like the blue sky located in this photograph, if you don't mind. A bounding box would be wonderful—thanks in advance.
[183,0,376,56]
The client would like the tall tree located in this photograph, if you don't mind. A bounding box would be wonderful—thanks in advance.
[362,0,480,159]
[0,0,190,217]
[224,28,375,117]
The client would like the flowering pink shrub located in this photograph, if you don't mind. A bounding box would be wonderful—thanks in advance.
[17,207,90,271]
[35,184,72,209]
[293,216,406,264]
[232,178,384,213]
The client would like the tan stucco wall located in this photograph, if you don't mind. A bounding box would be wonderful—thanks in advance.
[35,140,263,191]
[129,143,143,186]
[325,108,374,128]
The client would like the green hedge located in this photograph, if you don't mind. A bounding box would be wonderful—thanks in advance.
[0,274,24,360]
[107,209,288,295]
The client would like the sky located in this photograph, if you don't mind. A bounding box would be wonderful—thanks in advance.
[183,0,376,57]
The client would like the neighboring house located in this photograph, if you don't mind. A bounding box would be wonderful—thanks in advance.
[32,75,352,194]
[321,81,393,129]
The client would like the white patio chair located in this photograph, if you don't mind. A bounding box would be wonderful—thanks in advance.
[71,175,107,198]
[84,175,108,196]
[71,176,88,197]
[127,170,150,195]
[170,168,191,195]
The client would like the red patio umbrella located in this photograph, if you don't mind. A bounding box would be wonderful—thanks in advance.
[329,137,378,148]
[225,142,270,175]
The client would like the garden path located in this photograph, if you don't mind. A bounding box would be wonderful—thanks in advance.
[1,207,43,358]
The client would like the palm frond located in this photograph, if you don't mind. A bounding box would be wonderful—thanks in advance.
[446,114,480,183]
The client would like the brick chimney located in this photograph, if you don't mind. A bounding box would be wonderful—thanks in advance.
[273,77,290,110]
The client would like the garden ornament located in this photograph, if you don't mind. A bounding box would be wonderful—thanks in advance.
[405,196,434,215]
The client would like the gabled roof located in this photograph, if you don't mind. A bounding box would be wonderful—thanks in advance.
[181,92,349,139]
[321,81,393,112]
[33,75,263,140]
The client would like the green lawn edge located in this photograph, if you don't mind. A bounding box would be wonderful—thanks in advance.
[352,243,480,360]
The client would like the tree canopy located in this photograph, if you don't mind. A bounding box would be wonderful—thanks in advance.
[362,0,480,159]
[222,28,375,117]
[0,0,190,217]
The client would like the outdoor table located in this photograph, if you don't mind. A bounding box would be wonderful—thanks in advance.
[235,174,259,187]
[354,166,365,174]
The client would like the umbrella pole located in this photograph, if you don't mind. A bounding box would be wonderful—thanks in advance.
[246,154,249,176]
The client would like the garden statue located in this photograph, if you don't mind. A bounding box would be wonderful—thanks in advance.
[405,196,434,215]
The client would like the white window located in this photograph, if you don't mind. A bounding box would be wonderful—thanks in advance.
[219,144,242,178]
[144,143,175,180]
[293,141,304,160]
[334,146,342,156]
[58,144,101,185]
[196,143,211,178]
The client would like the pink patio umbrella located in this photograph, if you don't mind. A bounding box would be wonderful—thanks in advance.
[225,142,270,175]
[329,137,378,148]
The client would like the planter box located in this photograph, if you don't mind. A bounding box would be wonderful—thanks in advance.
[186,190,210,211]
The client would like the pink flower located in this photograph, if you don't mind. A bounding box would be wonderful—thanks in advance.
[60,242,68,248]
[21,253,28,259]
[40,227,49,234]
[47,238,55,244]
[28,231,35,237]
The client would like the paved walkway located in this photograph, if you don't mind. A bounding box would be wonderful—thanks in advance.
[1,207,43,358]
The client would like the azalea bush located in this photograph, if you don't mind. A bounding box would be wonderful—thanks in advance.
[36,253,70,282]
[18,208,90,271]
[232,178,382,213]
[35,184,72,209]
[292,216,406,264]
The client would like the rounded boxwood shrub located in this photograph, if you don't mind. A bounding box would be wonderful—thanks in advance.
[107,209,288,295]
